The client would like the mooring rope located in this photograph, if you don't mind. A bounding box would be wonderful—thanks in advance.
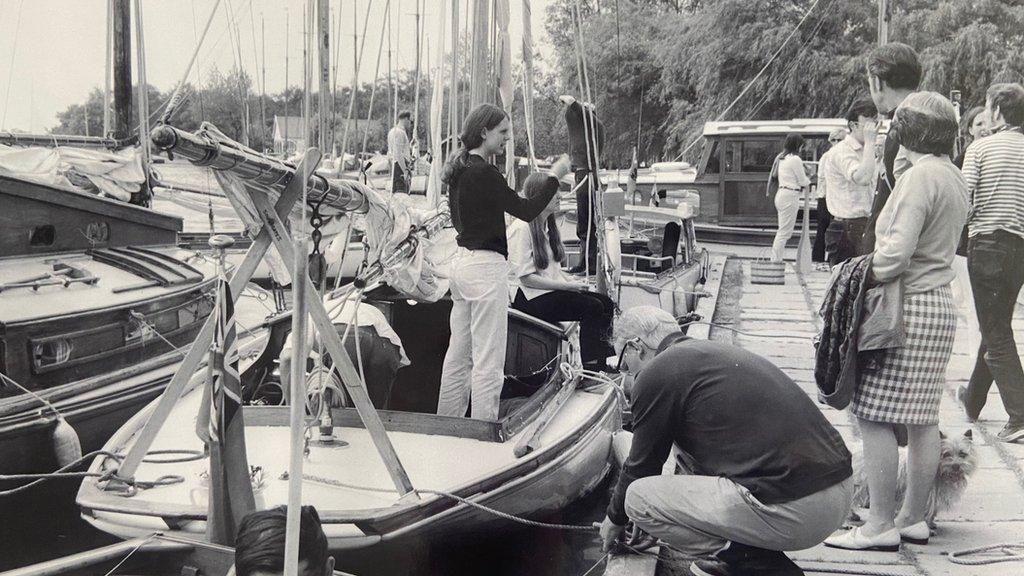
[948,541,1024,565]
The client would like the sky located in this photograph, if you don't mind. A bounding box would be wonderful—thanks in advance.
[0,0,555,132]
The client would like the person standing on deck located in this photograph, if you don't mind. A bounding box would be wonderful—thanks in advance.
[861,43,922,252]
[825,92,968,552]
[561,95,606,274]
[388,110,414,194]
[600,306,853,576]
[823,98,879,267]
[437,103,571,421]
[956,83,1024,441]
[770,133,811,262]
[813,128,847,267]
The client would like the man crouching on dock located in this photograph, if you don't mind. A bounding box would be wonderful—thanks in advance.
[599,306,853,576]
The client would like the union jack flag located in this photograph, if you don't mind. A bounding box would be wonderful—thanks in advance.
[196,276,254,545]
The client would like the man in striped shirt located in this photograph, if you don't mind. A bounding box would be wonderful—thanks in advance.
[958,83,1024,443]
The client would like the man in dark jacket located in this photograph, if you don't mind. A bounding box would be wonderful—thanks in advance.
[599,306,853,576]
[561,95,605,273]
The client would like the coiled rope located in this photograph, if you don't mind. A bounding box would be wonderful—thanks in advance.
[948,542,1024,565]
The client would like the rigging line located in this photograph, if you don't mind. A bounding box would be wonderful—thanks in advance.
[161,0,223,125]
[337,0,375,173]
[1,0,25,128]
[672,0,826,161]
[361,0,394,157]
[189,0,207,120]
[745,0,834,121]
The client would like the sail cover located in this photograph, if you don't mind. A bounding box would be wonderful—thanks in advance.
[0,144,146,201]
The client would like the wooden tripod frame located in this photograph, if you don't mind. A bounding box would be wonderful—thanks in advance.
[111,148,419,501]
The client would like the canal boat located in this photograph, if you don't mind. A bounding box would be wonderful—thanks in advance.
[0,171,220,489]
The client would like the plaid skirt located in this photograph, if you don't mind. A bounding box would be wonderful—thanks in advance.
[851,285,956,425]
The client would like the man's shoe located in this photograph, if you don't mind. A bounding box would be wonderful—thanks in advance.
[690,543,803,576]
[823,526,900,552]
[998,422,1024,443]
[956,386,977,423]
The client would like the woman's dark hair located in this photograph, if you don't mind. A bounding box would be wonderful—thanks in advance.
[867,42,922,91]
[440,103,509,187]
[783,133,805,154]
[891,91,958,157]
[845,97,878,124]
[521,173,565,270]
[960,106,985,138]
[235,506,329,576]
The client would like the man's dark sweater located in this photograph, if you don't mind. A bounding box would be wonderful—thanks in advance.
[564,101,605,170]
[607,334,852,525]
[449,154,559,257]
[862,111,900,252]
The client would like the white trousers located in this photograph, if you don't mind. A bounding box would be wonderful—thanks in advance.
[950,254,981,356]
[771,189,801,262]
[437,249,509,421]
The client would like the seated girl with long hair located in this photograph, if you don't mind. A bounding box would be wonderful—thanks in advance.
[508,173,616,371]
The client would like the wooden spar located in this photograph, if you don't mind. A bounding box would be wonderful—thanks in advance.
[336,0,372,176]
[284,9,290,151]
[132,0,153,205]
[284,234,309,576]
[360,0,393,156]
[149,124,368,214]
[448,0,459,143]
[494,0,514,186]
[425,4,448,206]
[412,0,422,156]
[387,1,394,124]
[104,0,113,136]
[0,133,126,149]
[261,14,268,150]
[316,0,331,153]
[112,0,132,142]
[878,0,890,44]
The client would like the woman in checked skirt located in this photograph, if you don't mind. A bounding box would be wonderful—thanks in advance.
[825,92,970,551]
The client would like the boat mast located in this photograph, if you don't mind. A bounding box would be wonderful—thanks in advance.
[284,8,290,153]
[878,0,890,44]
[132,0,153,207]
[469,0,489,108]
[103,0,113,136]
[412,0,422,157]
[111,0,132,143]
[317,0,331,153]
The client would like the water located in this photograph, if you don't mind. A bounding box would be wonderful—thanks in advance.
[0,476,611,576]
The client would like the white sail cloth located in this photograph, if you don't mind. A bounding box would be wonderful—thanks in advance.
[0,144,145,201]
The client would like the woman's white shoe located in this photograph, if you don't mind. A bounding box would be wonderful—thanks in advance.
[823,526,901,552]
[897,521,930,545]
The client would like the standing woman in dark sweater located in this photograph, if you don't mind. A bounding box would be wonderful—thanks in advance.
[437,104,571,420]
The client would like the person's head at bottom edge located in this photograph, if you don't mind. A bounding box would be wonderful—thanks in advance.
[235,505,334,576]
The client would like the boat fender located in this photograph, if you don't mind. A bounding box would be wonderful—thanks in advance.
[52,417,83,467]
[610,430,633,470]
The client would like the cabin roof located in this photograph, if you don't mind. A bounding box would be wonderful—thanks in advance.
[703,118,847,137]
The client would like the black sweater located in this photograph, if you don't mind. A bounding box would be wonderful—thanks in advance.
[607,335,852,525]
[449,154,560,257]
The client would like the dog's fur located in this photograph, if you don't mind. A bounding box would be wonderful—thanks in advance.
[850,429,977,529]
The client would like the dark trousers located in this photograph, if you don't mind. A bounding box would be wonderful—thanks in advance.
[813,197,832,263]
[392,163,409,193]
[964,231,1024,424]
[825,217,869,267]
[512,288,615,364]
[574,168,598,267]
[331,325,403,410]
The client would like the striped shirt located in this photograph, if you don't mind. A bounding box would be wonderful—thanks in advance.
[962,127,1024,239]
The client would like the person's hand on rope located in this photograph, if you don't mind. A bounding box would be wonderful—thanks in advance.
[549,155,571,181]
[599,515,627,553]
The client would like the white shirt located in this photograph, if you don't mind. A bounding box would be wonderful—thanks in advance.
[507,219,566,300]
[777,153,810,191]
[823,134,875,219]
[387,125,411,173]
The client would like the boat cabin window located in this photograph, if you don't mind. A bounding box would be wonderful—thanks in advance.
[703,140,720,174]
[29,225,55,246]
[724,139,778,173]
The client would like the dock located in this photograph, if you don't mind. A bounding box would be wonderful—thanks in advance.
[609,256,1024,576]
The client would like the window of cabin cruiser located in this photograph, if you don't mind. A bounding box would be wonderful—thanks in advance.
[703,140,721,174]
[724,140,778,173]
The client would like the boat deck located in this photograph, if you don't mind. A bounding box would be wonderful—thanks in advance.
[647,258,1024,576]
